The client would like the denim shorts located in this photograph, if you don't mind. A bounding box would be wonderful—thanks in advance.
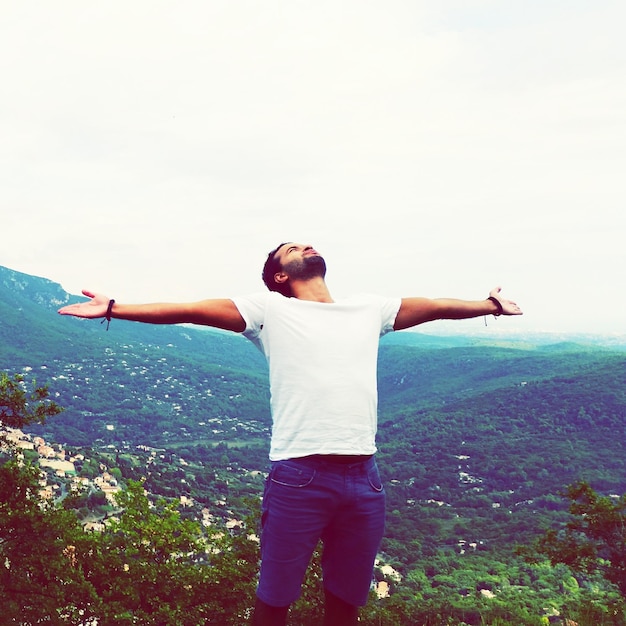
[256,455,386,607]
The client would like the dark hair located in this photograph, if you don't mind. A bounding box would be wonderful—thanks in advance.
[262,242,291,297]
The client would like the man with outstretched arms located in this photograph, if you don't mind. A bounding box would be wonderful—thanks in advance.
[59,242,522,626]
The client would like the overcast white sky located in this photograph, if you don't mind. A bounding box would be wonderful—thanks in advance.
[2,1,625,335]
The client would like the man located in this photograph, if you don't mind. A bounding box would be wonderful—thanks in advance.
[58,242,522,625]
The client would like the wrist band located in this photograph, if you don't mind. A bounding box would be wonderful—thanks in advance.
[487,296,503,316]
[101,299,115,331]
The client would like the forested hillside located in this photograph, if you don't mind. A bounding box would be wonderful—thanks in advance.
[2,264,626,624]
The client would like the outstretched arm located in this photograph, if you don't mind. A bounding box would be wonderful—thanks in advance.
[57,290,246,333]
[393,287,522,331]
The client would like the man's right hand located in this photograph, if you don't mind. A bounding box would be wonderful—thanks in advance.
[58,290,111,319]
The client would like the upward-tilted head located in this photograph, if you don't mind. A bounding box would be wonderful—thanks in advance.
[262,242,327,297]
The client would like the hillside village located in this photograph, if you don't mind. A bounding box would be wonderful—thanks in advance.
[2,264,625,623]
[1,423,401,599]
[2,425,229,531]
[3,425,121,525]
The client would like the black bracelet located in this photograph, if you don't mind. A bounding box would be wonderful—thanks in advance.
[487,296,503,316]
[101,299,115,331]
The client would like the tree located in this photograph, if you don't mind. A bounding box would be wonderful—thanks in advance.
[1,372,99,623]
[0,460,101,624]
[1,467,261,624]
[81,480,258,625]
[0,371,63,430]
[0,370,261,624]
[536,481,626,596]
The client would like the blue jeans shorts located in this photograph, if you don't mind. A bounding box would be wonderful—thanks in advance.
[256,455,386,607]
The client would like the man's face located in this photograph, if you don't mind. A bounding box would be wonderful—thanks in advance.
[275,243,326,282]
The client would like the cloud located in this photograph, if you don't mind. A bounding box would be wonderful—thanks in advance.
[2,1,625,333]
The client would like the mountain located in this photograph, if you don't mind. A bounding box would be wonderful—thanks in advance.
[1,265,624,477]
[1,265,270,447]
[2,264,624,488]
[0,265,267,370]
[3,263,626,615]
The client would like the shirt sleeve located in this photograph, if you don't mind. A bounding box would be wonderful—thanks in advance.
[380,296,402,336]
[231,292,269,339]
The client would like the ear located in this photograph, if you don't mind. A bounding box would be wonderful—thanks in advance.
[274,271,289,285]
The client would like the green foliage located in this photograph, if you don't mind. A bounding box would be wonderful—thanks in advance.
[3,455,625,625]
[0,466,259,624]
[3,266,626,624]
[0,460,100,624]
[80,480,257,624]
[0,371,63,429]
[534,481,626,596]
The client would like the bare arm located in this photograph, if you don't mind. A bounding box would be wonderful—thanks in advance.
[394,287,522,331]
[57,290,246,333]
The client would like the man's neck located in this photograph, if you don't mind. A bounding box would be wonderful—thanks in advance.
[290,277,334,303]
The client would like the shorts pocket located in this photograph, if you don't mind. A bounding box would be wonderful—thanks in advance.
[270,461,316,488]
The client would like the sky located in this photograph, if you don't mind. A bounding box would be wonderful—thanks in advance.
[2,1,625,335]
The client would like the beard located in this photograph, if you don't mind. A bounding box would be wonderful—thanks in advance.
[283,254,327,282]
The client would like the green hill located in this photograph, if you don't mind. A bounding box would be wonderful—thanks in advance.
[3,263,626,623]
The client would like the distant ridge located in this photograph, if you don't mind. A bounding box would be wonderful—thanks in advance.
[2,263,625,498]
[3,263,625,624]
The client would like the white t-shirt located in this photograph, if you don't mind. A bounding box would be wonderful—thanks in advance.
[232,291,401,460]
